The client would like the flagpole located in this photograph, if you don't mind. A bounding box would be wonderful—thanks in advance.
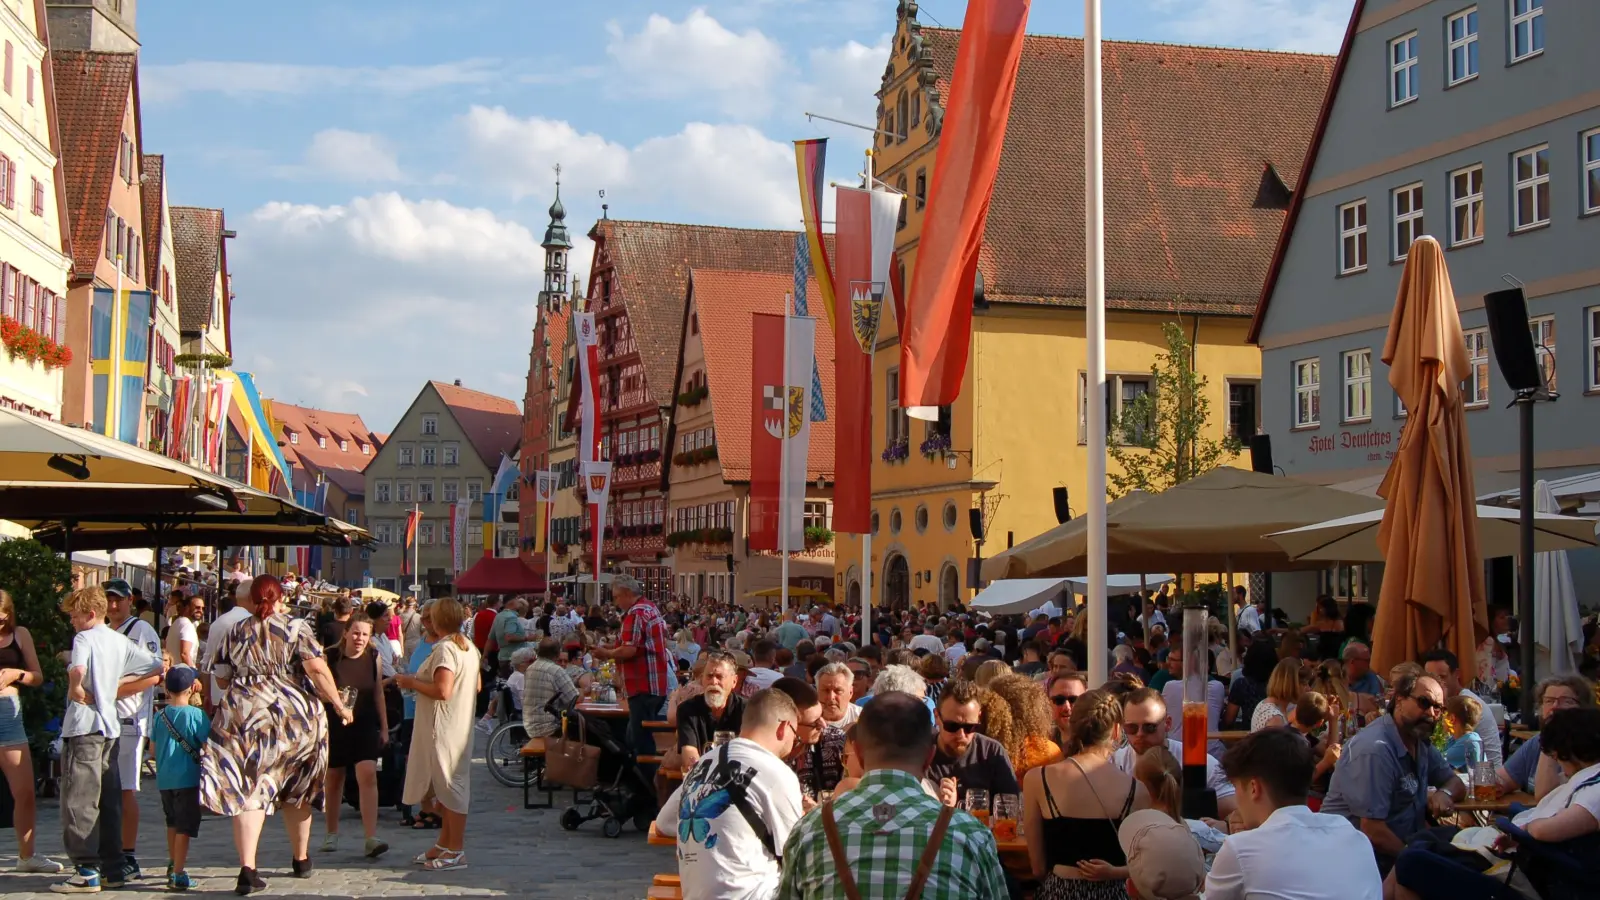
[544,487,552,604]
[780,293,793,617]
[861,148,874,648]
[412,502,421,601]
[1085,0,1109,687]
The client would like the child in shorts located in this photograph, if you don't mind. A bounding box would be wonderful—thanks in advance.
[151,667,210,891]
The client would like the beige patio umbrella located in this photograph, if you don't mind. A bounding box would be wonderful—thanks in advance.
[1266,504,1597,561]
[1371,236,1489,675]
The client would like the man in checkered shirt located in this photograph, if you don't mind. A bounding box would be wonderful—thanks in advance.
[522,637,579,738]
[593,574,673,757]
[776,692,1008,900]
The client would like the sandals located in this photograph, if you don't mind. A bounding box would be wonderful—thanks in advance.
[409,812,442,830]
[421,850,466,871]
[413,844,448,866]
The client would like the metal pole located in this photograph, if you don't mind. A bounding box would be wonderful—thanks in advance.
[1084,0,1109,686]
[413,502,421,600]
[1517,395,1536,721]
[109,259,123,438]
[861,147,873,649]
[780,294,792,617]
[1226,558,1238,663]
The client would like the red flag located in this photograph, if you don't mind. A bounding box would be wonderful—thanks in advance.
[834,187,901,534]
[401,509,421,576]
[748,313,786,552]
[900,0,1031,408]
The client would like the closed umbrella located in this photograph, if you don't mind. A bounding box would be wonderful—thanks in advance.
[1371,236,1489,675]
[1533,480,1582,675]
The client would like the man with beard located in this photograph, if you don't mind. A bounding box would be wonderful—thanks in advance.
[677,652,746,769]
[1113,688,1238,815]
[771,677,842,806]
[926,681,1019,806]
[1320,673,1466,874]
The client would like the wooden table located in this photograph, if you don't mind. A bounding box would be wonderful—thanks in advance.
[1510,727,1537,742]
[1211,731,1252,743]
[1456,791,1533,825]
[996,838,1030,879]
[577,703,630,719]
[648,821,675,847]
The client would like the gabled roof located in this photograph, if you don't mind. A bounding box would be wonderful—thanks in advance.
[170,206,223,333]
[139,153,163,288]
[431,380,521,469]
[1248,1,1366,343]
[268,400,382,478]
[321,467,367,497]
[911,27,1332,315]
[51,50,137,282]
[546,305,571,373]
[588,220,833,409]
[688,268,836,483]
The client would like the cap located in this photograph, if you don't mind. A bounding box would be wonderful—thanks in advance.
[102,579,133,598]
[1117,810,1205,900]
[164,666,199,694]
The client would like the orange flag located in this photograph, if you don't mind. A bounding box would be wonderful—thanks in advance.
[899,0,1030,409]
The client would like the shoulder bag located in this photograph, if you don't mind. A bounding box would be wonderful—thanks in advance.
[544,708,601,789]
[821,796,953,900]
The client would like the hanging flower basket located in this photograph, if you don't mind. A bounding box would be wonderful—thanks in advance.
[919,432,951,459]
[881,438,910,463]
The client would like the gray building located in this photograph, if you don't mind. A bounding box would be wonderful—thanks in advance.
[1252,0,1600,602]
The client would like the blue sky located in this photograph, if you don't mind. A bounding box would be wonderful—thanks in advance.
[135,0,1351,432]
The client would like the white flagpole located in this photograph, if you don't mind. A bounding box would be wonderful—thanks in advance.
[861,148,874,648]
[780,294,793,617]
[544,487,552,603]
[1085,0,1109,687]
[412,502,422,600]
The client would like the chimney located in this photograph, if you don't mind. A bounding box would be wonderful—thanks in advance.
[453,379,462,387]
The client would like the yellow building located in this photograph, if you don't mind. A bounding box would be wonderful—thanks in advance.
[834,5,1333,610]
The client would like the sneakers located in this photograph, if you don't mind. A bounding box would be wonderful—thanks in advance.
[18,856,66,874]
[364,837,389,859]
[233,867,265,896]
[319,832,340,852]
[474,716,494,735]
[166,872,193,892]
[49,867,102,893]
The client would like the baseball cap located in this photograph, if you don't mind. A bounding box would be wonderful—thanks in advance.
[102,579,133,598]
[1118,809,1205,900]
[164,666,199,694]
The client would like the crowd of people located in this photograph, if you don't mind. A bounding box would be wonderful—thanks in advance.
[2,575,1598,900]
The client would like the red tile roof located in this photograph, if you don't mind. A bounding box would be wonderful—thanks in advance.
[589,220,833,409]
[689,268,836,483]
[914,28,1332,315]
[431,381,521,469]
[546,305,571,371]
[170,206,224,333]
[321,467,367,497]
[139,154,163,287]
[1249,2,1366,343]
[267,400,382,480]
[51,51,136,282]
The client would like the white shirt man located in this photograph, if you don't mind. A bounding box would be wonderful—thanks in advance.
[1236,604,1263,635]
[1112,737,1236,807]
[909,631,944,656]
[203,598,254,706]
[943,640,967,668]
[108,588,162,794]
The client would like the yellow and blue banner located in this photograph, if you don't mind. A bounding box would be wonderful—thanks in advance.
[793,139,836,328]
[230,372,291,497]
[89,288,154,446]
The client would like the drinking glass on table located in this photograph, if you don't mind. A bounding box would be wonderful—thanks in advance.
[964,788,990,823]
[991,794,1019,841]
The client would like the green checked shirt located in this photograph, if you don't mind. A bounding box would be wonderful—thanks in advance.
[776,769,1008,900]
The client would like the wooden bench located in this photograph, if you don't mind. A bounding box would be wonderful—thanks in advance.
[652,875,680,887]
[648,821,675,847]
[662,767,683,781]
[521,738,554,810]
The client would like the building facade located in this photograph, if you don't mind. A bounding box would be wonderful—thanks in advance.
[832,2,1331,610]
[269,400,381,586]
[169,205,232,470]
[1252,0,1600,597]
[0,0,72,421]
[364,380,520,595]
[667,267,836,606]
[138,153,179,453]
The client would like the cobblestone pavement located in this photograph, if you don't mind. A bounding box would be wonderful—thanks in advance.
[0,735,669,898]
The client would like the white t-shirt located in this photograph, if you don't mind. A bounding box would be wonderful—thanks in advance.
[1112,738,1236,801]
[63,624,160,740]
[166,616,199,667]
[744,667,783,692]
[909,634,944,655]
[655,737,804,900]
[113,616,163,731]
[823,702,861,730]
[1206,804,1381,900]
[203,605,254,705]
[506,670,526,711]
[373,633,399,678]
[1237,606,1263,635]
[944,643,967,667]
[1512,761,1600,829]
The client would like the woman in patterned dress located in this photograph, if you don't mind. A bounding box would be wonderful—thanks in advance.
[200,575,354,896]
[395,597,480,871]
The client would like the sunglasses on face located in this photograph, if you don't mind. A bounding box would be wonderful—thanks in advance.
[941,721,981,735]
[1410,694,1444,713]
[1050,694,1076,707]
[1123,722,1162,735]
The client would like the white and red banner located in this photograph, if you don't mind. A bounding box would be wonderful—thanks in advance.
[833,186,901,535]
[583,461,613,576]
[748,312,815,553]
[452,500,470,573]
[574,311,601,465]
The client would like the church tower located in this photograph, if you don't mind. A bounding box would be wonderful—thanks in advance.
[539,167,572,315]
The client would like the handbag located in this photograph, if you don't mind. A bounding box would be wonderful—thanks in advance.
[544,711,601,790]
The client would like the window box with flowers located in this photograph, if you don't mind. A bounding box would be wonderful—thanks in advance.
[676,385,709,407]
[672,444,719,467]
[552,541,568,556]
[1,316,72,369]
[919,432,951,460]
[804,527,834,549]
[665,527,734,548]
[881,438,910,464]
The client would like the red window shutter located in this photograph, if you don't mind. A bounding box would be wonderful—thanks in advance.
[54,293,65,344]
[31,177,41,215]
[0,263,10,318]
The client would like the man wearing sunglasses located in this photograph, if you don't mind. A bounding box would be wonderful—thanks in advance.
[1112,688,1238,815]
[925,682,1020,807]
[1320,673,1466,875]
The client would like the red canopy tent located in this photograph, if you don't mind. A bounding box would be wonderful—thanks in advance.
[453,556,546,595]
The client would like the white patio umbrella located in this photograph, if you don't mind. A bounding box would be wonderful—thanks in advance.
[1265,504,1596,562]
[1534,480,1583,675]
[971,578,1071,615]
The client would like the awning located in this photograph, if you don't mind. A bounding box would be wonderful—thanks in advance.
[453,555,546,595]
[971,578,1070,614]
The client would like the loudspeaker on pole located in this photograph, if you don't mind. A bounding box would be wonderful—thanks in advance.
[1483,287,1543,393]
[1250,434,1274,474]
[1053,486,1071,524]
[968,508,985,541]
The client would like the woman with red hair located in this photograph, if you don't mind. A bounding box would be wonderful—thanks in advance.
[200,575,354,895]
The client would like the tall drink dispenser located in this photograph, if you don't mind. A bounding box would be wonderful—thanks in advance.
[1181,605,1218,819]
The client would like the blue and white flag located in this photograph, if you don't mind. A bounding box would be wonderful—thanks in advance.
[793,232,828,422]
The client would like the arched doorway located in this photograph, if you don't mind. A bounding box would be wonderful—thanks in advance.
[884,554,911,610]
[846,580,861,612]
[939,564,959,609]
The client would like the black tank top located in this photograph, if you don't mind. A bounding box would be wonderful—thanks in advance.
[0,633,24,671]
[1038,758,1138,868]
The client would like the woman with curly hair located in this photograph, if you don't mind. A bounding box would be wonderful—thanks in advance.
[989,674,1065,779]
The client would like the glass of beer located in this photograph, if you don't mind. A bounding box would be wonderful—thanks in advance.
[964,788,990,823]
[1473,761,1498,801]
[991,793,1019,841]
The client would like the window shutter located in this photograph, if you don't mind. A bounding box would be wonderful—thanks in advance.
[3,42,11,95]
[6,160,14,208]
[25,66,31,104]
[54,293,65,344]
[104,211,114,259]
[0,263,9,318]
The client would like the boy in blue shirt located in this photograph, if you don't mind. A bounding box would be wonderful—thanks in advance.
[151,667,210,892]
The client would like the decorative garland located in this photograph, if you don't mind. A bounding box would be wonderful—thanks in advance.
[174,352,233,369]
[1,316,72,369]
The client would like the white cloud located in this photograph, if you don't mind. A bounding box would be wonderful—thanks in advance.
[142,59,504,103]
[603,9,787,117]
[295,129,404,182]
[795,37,891,137]
[461,107,800,229]
[1151,0,1350,54]
[230,193,544,426]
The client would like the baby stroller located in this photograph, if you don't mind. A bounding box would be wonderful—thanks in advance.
[551,700,658,838]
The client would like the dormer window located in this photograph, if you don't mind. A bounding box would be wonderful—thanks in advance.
[339,440,348,451]
[317,436,326,448]
[361,444,370,456]
[288,431,298,445]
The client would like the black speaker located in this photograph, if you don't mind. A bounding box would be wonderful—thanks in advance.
[1484,287,1543,393]
[968,508,985,541]
[1052,486,1071,524]
[1250,434,1274,474]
